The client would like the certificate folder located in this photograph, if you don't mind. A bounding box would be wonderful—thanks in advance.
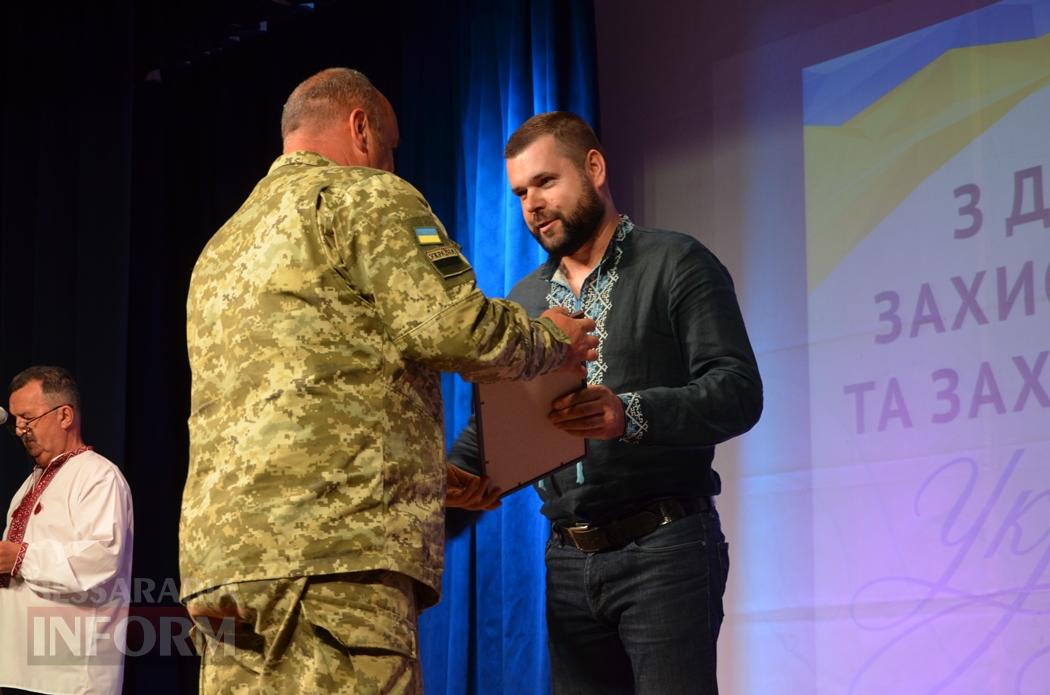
[475,371,588,497]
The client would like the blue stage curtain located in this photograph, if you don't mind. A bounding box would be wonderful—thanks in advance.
[418,2,597,694]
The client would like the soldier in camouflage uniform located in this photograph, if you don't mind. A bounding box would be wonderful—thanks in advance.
[180,68,598,694]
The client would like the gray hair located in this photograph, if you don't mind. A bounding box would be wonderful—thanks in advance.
[280,67,384,139]
[9,365,82,411]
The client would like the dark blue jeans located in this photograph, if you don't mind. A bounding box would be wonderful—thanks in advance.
[545,509,729,695]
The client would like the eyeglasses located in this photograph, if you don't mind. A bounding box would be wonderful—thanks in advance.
[6,404,70,436]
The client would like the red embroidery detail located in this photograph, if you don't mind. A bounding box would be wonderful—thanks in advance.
[1,446,92,588]
[34,503,42,515]
[10,542,28,578]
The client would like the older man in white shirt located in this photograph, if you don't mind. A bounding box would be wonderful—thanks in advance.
[0,366,134,695]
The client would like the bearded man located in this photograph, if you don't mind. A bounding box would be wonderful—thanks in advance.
[449,112,763,695]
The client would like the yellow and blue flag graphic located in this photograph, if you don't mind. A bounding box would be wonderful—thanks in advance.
[414,226,442,245]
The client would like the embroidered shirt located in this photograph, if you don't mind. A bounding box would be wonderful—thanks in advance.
[0,449,134,694]
[544,218,647,446]
[2,445,93,586]
[450,221,763,526]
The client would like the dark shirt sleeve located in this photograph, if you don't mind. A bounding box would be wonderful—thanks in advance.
[621,242,763,446]
[447,415,483,476]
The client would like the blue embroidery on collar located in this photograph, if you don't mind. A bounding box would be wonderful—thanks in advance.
[546,217,634,386]
[543,217,636,485]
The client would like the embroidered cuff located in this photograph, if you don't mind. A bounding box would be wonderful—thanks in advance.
[618,392,648,444]
[11,542,28,578]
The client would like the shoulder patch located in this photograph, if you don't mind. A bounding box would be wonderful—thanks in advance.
[425,245,472,279]
[414,226,442,245]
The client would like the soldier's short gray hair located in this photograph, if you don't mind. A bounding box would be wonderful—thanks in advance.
[280,67,384,139]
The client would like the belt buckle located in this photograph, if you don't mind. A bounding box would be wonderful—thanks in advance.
[565,523,591,543]
[564,524,603,553]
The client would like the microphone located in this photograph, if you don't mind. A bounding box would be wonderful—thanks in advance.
[0,406,7,425]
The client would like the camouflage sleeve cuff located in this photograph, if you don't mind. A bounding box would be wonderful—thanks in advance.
[11,542,28,578]
[618,392,648,444]
[528,316,571,379]
[534,315,569,343]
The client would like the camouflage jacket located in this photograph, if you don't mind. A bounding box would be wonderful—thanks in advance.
[181,152,570,606]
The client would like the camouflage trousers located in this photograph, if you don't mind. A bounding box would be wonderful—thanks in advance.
[187,571,422,694]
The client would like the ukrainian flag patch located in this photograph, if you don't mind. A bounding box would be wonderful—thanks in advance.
[414,226,442,245]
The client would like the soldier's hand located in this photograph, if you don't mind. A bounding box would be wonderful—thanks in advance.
[541,308,598,373]
[446,464,502,510]
[549,384,626,439]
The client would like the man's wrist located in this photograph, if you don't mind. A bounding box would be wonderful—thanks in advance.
[535,314,569,343]
[617,392,647,444]
[1,540,27,576]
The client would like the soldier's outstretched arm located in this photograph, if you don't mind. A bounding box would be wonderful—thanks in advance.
[327,172,595,381]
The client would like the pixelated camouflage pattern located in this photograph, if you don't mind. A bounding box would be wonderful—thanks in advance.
[191,573,420,694]
[181,152,570,606]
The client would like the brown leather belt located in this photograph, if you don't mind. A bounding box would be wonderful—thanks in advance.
[554,497,714,553]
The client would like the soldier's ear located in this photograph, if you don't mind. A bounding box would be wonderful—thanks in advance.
[349,107,369,152]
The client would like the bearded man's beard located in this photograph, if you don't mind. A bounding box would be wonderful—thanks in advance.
[530,179,605,260]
